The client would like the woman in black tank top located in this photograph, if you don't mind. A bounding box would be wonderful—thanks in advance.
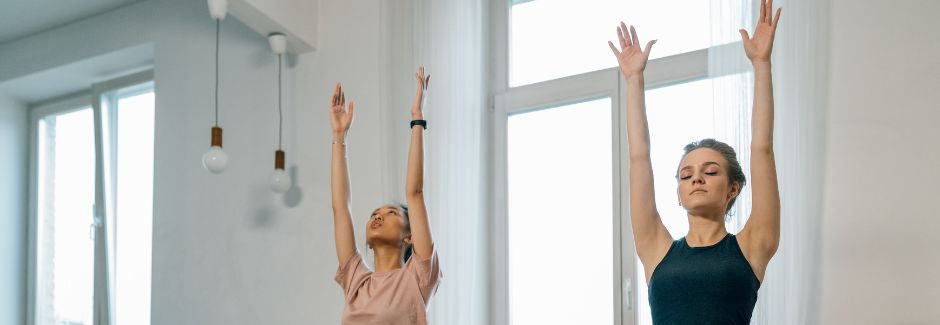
[607,1,783,323]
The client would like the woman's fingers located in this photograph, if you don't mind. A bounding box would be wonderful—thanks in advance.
[415,76,422,93]
[630,25,640,50]
[332,83,341,107]
[608,41,621,57]
[621,22,633,47]
[415,66,429,90]
[644,39,656,56]
[611,23,654,57]
[346,101,354,123]
[760,0,766,24]
[739,29,750,42]
[772,7,782,28]
[766,0,774,24]
[617,25,629,49]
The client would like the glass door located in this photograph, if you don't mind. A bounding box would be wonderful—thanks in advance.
[34,103,96,325]
[507,97,616,324]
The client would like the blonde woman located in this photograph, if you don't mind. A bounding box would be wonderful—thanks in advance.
[608,1,782,323]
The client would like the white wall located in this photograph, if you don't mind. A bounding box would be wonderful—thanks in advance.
[149,0,389,323]
[12,0,940,323]
[821,0,940,323]
[0,0,391,323]
[0,92,26,325]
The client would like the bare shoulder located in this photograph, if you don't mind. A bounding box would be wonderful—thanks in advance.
[638,229,674,283]
[735,227,778,282]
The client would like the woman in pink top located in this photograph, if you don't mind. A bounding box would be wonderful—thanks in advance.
[329,67,441,325]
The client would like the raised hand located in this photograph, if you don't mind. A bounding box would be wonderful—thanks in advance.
[608,22,656,80]
[329,83,355,137]
[412,66,430,120]
[329,82,356,264]
[739,0,782,63]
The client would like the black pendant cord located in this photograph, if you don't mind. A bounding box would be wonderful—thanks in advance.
[277,53,283,150]
[214,19,221,127]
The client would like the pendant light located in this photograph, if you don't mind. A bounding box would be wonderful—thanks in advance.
[202,0,229,173]
[268,33,291,193]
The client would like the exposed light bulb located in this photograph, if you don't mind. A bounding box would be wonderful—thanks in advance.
[203,126,227,173]
[268,34,291,194]
[205,4,228,175]
[202,146,228,173]
[269,150,290,193]
[269,169,291,193]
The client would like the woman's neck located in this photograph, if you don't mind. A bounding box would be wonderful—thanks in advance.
[371,245,403,272]
[685,212,728,247]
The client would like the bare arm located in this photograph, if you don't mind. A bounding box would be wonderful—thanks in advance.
[405,67,434,259]
[738,0,782,277]
[329,83,357,264]
[609,23,672,280]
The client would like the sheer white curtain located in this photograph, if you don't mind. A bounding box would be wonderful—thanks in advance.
[381,0,488,324]
[709,0,754,234]
[709,0,828,323]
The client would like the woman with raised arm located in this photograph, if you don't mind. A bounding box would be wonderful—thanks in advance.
[608,1,781,323]
[330,67,441,325]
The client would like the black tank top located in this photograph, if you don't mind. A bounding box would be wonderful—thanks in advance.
[648,233,760,324]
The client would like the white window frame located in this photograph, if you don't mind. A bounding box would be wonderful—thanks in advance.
[487,1,749,324]
[27,70,154,325]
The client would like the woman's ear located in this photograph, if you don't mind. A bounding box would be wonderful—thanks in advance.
[728,182,740,199]
[402,235,413,246]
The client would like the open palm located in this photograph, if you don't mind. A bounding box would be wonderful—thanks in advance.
[608,22,656,80]
[740,0,782,63]
[329,83,354,134]
[412,66,430,119]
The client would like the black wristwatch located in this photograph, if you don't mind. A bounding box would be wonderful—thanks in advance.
[410,119,427,130]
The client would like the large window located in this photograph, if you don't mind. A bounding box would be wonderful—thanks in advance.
[34,104,96,325]
[507,98,614,324]
[509,0,710,87]
[493,1,748,324]
[29,72,154,325]
[105,85,155,325]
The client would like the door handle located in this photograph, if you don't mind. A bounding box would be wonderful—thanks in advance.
[623,277,633,311]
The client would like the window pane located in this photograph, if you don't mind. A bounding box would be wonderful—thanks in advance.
[113,90,154,325]
[635,78,714,325]
[36,108,95,325]
[510,0,709,87]
[508,98,613,324]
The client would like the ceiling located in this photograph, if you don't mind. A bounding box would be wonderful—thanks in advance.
[0,0,145,45]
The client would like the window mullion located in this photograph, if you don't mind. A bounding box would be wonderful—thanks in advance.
[91,82,112,325]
